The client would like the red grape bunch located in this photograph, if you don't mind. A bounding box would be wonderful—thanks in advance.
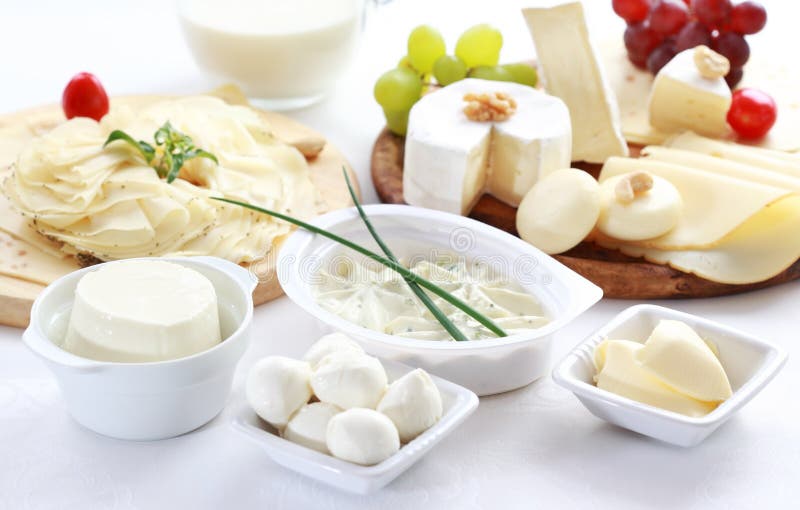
[613,0,767,88]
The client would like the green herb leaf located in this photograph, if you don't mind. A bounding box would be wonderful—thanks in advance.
[210,195,508,339]
[103,130,156,163]
[341,167,469,342]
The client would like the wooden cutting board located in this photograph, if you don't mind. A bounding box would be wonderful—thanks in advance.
[371,128,800,299]
[0,93,356,328]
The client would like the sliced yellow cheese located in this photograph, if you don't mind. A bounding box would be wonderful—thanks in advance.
[664,132,800,177]
[596,194,800,284]
[635,320,732,402]
[600,157,791,249]
[0,230,79,285]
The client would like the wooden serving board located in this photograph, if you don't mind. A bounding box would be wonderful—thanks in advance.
[371,128,800,299]
[0,93,356,328]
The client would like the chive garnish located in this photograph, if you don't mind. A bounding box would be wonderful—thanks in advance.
[341,168,469,341]
[211,198,508,339]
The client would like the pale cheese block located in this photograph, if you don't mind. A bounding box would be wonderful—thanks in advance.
[599,157,792,249]
[63,260,222,362]
[648,49,732,139]
[404,78,571,215]
[596,194,800,284]
[522,1,628,163]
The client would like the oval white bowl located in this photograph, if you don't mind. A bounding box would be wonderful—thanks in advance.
[277,204,603,395]
[23,256,257,441]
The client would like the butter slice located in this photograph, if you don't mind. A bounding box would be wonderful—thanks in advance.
[522,1,628,163]
[594,339,718,417]
[648,49,732,138]
[64,260,221,362]
[635,320,732,402]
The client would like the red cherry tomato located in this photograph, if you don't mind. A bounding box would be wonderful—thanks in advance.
[726,88,777,139]
[62,72,109,121]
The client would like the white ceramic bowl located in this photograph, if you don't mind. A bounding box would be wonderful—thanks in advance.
[232,357,478,494]
[277,204,602,396]
[553,304,788,447]
[23,256,257,441]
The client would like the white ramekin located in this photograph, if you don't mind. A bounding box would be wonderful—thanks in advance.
[23,256,257,441]
[277,204,603,396]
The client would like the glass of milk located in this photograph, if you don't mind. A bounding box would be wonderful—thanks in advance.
[178,0,367,110]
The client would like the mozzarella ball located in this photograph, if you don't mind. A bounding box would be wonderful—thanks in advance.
[246,356,312,429]
[597,173,682,241]
[516,168,601,254]
[326,408,400,465]
[302,332,364,368]
[311,352,388,409]
[282,402,342,454]
[377,369,443,442]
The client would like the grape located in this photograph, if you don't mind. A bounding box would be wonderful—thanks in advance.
[729,1,767,35]
[675,21,711,51]
[712,32,750,67]
[373,67,423,111]
[383,107,412,136]
[433,55,467,86]
[646,41,677,74]
[407,25,446,74]
[693,0,732,29]
[725,66,744,89]
[455,24,503,68]
[469,66,514,82]
[397,55,414,71]
[624,22,663,67]
[501,63,538,87]
[612,0,651,23]
[649,0,689,36]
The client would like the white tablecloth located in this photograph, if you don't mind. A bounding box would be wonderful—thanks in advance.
[1,1,798,508]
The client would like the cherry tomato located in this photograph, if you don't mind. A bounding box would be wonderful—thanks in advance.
[62,72,109,121]
[726,88,777,139]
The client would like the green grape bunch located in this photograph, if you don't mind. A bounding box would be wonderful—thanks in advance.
[374,23,539,136]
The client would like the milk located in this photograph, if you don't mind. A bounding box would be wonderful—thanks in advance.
[179,0,362,108]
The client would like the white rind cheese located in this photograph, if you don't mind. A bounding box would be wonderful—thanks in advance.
[522,1,628,163]
[648,49,732,138]
[403,78,571,215]
[63,260,221,362]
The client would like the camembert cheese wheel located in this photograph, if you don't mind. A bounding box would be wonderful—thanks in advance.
[403,78,571,215]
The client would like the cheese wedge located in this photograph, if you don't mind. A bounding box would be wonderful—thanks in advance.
[403,78,571,215]
[664,132,800,176]
[594,339,718,417]
[522,1,628,163]
[636,320,732,402]
[599,157,791,249]
[648,49,732,139]
[596,194,800,284]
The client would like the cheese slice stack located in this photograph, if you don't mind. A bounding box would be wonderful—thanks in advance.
[522,1,628,163]
[404,78,571,215]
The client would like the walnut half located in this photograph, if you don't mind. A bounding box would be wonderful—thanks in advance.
[463,92,517,122]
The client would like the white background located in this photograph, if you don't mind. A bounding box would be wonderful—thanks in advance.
[1,1,799,509]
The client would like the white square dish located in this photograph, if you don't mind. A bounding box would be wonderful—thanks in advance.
[231,358,479,494]
[552,304,787,447]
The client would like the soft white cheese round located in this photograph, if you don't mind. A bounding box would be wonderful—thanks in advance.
[326,408,400,465]
[302,332,364,368]
[516,168,601,254]
[246,356,313,429]
[63,260,221,362]
[311,351,388,409]
[377,369,442,443]
[282,402,342,454]
[597,173,682,241]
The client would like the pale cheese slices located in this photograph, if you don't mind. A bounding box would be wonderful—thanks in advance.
[522,1,628,163]
[403,78,571,215]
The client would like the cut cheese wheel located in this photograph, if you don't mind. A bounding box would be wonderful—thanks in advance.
[596,195,800,284]
[599,157,792,250]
